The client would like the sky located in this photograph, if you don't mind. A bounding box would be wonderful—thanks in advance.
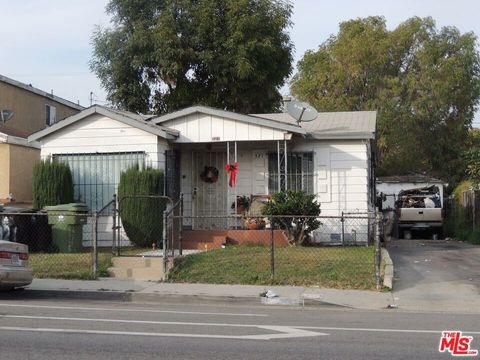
[1,0,480,124]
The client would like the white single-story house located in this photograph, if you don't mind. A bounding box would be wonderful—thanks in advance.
[29,105,376,245]
[376,174,445,210]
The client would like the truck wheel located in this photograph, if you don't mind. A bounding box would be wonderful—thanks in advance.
[398,228,404,239]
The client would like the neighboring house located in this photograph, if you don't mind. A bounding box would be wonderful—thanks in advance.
[0,74,84,203]
[0,74,84,135]
[29,105,376,245]
[0,125,40,203]
[376,174,446,210]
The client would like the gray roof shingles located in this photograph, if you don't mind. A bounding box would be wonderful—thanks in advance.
[250,111,376,139]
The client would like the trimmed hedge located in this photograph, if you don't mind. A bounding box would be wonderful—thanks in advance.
[32,161,74,210]
[118,167,165,247]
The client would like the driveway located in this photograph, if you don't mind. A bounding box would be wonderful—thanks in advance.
[387,239,480,313]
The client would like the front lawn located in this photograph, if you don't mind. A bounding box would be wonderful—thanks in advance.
[29,252,113,280]
[168,245,376,290]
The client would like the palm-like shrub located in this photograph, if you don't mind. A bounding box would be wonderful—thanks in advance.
[262,190,321,245]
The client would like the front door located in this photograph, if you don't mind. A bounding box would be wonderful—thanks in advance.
[192,151,227,228]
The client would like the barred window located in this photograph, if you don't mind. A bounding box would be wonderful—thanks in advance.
[268,152,314,194]
[53,152,146,211]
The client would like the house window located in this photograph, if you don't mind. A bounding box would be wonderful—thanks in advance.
[268,152,314,194]
[53,152,146,212]
[45,105,56,126]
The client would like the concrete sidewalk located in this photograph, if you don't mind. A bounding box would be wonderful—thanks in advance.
[11,278,395,310]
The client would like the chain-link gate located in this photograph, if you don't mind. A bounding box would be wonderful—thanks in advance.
[115,195,183,274]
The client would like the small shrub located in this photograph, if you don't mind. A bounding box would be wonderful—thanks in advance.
[262,190,321,246]
[32,161,74,210]
[118,167,165,247]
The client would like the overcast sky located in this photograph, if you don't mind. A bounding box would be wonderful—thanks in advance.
[1,0,480,124]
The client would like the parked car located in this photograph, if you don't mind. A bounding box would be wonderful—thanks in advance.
[0,206,34,289]
[0,239,33,289]
[395,185,443,238]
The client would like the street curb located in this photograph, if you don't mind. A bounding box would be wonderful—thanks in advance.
[0,289,130,302]
[1,288,348,308]
[381,248,394,289]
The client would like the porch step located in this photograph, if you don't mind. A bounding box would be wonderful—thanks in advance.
[182,235,227,250]
[180,229,289,249]
[112,257,163,269]
[108,256,165,281]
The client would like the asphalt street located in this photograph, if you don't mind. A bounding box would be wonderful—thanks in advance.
[0,298,479,359]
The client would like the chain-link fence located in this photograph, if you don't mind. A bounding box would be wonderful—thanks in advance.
[167,213,382,290]
[1,201,383,289]
[0,210,106,280]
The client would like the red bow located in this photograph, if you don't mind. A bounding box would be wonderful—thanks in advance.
[225,162,238,187]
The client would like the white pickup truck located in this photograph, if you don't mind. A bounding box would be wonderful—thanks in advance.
[395,185,443,238]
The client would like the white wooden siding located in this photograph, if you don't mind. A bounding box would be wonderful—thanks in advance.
[292,140,370,216]
[40,114,163,169]
[163,113,287,143]
[178,140,371,218]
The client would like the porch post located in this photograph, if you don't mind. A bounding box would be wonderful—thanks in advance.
[277,141,281,192]
[227,141,230,219]
[234,141,237,214]
[234,141,238,229]
[284,140,288,190]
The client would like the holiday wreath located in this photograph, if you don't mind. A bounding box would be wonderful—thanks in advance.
[200,166,219,183]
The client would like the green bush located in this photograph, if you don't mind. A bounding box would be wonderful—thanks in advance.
[118,167,165,247]
[262,190,321,246]
[445,182,480,244]
[32,161,74,210]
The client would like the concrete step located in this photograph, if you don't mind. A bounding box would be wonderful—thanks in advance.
[111,256,163,269]
[107,266,165,281]
[182,236,227,249]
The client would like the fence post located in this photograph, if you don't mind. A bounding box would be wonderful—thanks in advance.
[473,191,476,230]
[112,194,118,256]
[374,210,382,290]
[270,217,275,281]
[163,210,168,279]
[341,211,345,245]
[92,212,98,279]
[179,194,183,256]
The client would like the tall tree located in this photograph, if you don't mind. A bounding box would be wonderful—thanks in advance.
[291,16,480,185]
[91,0,294,114]
[463,129,480,187]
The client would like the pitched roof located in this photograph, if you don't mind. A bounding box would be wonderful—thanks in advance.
[0,124,40,148]
[0,74,84,111]
[0,124,29,138]
[150,105,307,135]
[377,174,445,184]
[28,105,179,142]
[250,111,376,139]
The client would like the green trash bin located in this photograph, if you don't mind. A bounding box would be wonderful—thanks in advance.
[44,203,89,253]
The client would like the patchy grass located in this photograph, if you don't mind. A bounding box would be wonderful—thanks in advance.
[29,252,114,280]
[28,247,154,280]
[169,245,376,290]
